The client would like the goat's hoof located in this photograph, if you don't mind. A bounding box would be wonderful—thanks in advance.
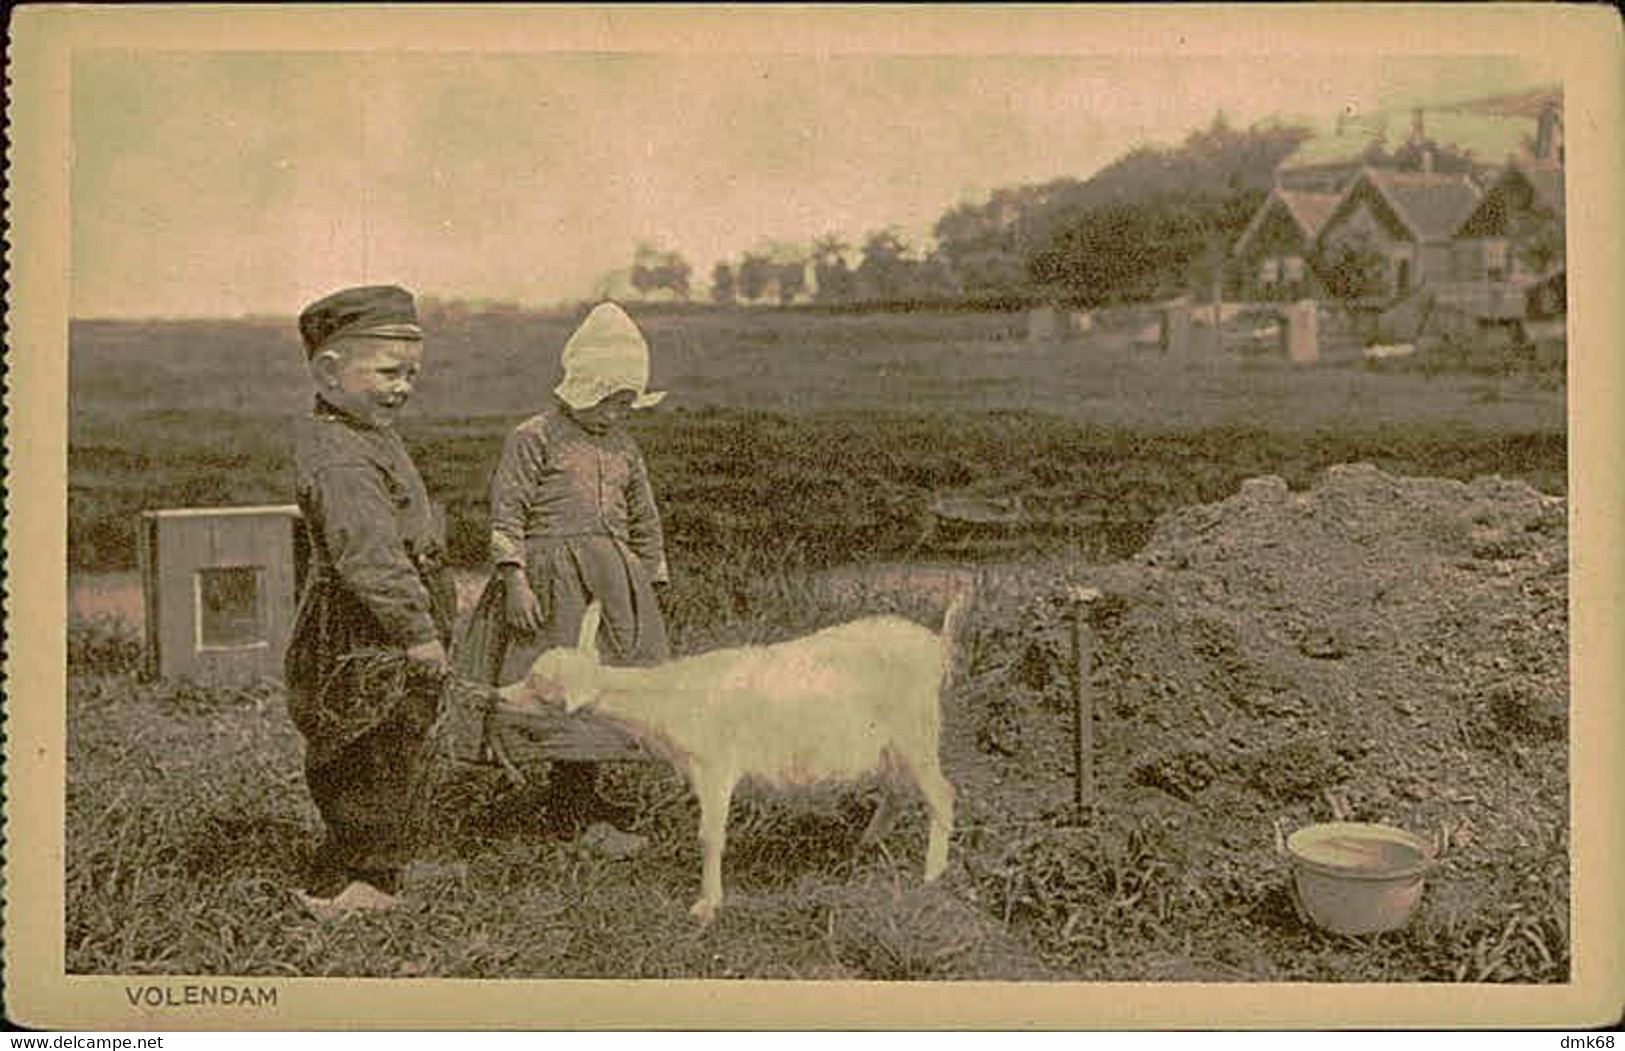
[689,899,719,925]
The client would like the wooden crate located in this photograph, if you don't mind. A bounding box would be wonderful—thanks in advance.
[137,506,304,681]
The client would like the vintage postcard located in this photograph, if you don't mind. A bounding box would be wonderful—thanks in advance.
[5,4,1621,1030]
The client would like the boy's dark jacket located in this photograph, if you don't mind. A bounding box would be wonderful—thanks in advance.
[284,398,456,768]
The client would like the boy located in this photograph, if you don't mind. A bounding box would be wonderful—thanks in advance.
[283,284,456,918]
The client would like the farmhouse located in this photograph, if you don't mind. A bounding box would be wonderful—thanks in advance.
[1438,157,1565,322]
[1453,161,1565,277]
[1313,167,1483,302]
[1230,187,1340,301]
[1240,92,1561,311]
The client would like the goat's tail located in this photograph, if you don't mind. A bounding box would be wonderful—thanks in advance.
[938,586,973,692]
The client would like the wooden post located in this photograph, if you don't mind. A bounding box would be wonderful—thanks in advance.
[1067,586,1102,817]
[1286,298,1319,363]
[1209,233,1225,357]
[1161,301,1191,355]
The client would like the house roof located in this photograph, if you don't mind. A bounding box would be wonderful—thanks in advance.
[1280,190,1342,238]
[1517,162,1566,215]
[1362,168,1483,242]
[1232,187,1342,255]
[1453,159,1566,237]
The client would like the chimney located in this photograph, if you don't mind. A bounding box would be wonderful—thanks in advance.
[1535,102,1562,162]
[1411,107,1425,144]
[1422,145,1434,173]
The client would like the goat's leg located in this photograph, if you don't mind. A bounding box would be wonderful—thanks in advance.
[689,771,735,925]
[859,785,900,847]
[903,757,956,883]
[851,780,901,873]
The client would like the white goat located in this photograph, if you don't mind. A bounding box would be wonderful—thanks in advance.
[498,596,968,924]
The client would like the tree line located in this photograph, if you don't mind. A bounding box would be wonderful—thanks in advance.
[626,115,1320,309]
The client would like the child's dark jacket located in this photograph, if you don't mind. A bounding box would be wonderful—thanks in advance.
[284,399,456,769]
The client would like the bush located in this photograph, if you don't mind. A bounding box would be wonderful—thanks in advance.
[67,616,144,676]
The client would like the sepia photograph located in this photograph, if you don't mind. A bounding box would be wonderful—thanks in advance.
[5,4,1621,1030]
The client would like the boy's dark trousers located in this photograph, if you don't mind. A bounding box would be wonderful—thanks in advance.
[304,683,440,897]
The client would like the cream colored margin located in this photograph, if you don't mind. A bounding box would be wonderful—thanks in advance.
[5,4,1621,1030]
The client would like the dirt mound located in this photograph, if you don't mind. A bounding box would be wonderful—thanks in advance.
[1117,463,1568,774]
[954,463,1568,980]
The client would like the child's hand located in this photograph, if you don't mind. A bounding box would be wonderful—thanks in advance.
[505,576,545,635]
[406,639,448,673]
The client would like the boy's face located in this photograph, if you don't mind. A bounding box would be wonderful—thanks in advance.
[314,337,425,428]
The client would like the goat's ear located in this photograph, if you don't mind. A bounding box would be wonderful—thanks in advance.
[577,602,603,661]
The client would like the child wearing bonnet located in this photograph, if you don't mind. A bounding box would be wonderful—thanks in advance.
[458,302,671,841]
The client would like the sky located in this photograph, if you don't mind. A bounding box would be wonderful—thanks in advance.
[71,49,1552,317]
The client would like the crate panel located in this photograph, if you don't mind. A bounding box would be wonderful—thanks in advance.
[140,506,300,681]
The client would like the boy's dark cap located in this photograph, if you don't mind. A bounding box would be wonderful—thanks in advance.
[299,284,422,357]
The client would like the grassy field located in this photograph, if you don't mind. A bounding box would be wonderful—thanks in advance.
[65,548,1567,982]
[69,307,1569,427]
[68,307,1566,572]
[64,306,1568,983]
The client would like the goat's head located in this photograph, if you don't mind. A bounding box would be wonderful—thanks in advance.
[497,601,606,712]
